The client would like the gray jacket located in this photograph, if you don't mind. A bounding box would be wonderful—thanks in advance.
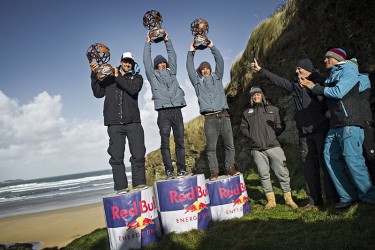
[143,39,186,110]
[186,46,229,114]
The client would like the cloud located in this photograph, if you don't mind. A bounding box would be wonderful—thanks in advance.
[0,91,108,181]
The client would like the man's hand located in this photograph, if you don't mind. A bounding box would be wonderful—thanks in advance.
[250,58,261,71]
[189,42,196,52]
[164,32,169,41]
[208,39,213,48]
[299,77,315,89]
[90,62,99,72]
[146,31,152,42]
[114,67,119,77]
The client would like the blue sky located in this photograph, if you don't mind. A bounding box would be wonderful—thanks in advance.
[0,0,282,181]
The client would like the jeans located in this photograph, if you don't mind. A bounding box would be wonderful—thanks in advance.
[299,131,339,205]
[324,126,375,202]
[157,108,186,173]
[204,117,235,171]
[251,147,291,194]
[107,123,146,190]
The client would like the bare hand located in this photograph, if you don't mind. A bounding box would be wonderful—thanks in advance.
[208,39,213,48]
[90,62,99,72]
[299,77,315,89]
[146,31,152,42]
[114,67,119,77]
[189,43,196,51]
[164,32,169,41]
[250,58,261,71]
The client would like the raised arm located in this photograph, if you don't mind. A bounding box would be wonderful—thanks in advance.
[209,41,224,79]
[165,34,177,74]
[143,33,154,80]
[186,43,198,84]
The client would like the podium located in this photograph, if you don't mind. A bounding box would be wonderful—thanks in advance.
[154,174,212,234]
[206,174,251,221]
[102,187,162,250]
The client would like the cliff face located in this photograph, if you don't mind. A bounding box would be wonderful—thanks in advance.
[146,0,375,184]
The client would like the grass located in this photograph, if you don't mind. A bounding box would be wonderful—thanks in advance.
[59,170,375,250]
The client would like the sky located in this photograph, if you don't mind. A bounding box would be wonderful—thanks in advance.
[0,0,283,181]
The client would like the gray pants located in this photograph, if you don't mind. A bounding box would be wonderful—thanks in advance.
[251,147,291,194]
[204,117,235,171]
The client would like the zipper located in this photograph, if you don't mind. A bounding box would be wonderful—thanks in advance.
[340,101,348,117]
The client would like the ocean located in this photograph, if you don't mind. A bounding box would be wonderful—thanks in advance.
[0,168,131,218]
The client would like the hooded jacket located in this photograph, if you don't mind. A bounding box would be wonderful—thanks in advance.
[143,39,186,110]
[258,68,329,135]
[186,45,229,114]
[240,94,285,151]
[311,61,363,128]
[91,64,143,126]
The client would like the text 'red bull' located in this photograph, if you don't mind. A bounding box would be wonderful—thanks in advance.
[169,186,208,203]
[111,197,156,220]
[219,183,246,198]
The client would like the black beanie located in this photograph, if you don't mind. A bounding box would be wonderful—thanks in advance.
[296,59,313,72]
[154,55,168,69]
[198,61,212,72]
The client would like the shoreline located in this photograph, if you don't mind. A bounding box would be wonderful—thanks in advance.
[0,203,106,249]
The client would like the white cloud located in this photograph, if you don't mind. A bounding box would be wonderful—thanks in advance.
[0,91,108,181]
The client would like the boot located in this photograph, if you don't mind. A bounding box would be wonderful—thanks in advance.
[209,170,219,181]
[284,192,298,209]
[227,166,240,176]
[264,192,276,209]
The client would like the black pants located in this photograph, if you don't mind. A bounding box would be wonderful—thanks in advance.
[363,120,375,183]
[157,107,186,173]
[299,131,339,205]
[107,123,146,190]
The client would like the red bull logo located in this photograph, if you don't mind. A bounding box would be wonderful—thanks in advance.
[126,216,154,231]
[218,183,246,199]
[232,195,249,206]
[169,186,208,203]
[111,197,156,220]
[184,201,208,214]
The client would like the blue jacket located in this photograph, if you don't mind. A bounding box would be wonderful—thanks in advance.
[186,46,229,114]
[312,62,363,128]
[143,39,186,110]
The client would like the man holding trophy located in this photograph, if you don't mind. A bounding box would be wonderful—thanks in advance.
[186,29,240,180]
[89,48,147,194]
[143,11,191,180]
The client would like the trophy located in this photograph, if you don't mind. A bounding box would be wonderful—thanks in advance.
[86,43,115,81]
[190,18,211,50]
[143,10,166,43]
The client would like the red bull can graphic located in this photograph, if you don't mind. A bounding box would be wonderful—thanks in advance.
[103,187,162,250]
[206,174,251,221]
[155,174,212,234]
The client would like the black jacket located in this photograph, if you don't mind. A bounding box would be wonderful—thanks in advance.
[240,103,285,150]
[258,68,329,135]
[91,69,143,126]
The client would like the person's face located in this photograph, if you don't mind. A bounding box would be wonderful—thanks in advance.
[121,60,133,72]
[252,93,263,104]
[200,67,211,77]
[295,67,311,78]
[157,61,167,70]
[324,56,339,69]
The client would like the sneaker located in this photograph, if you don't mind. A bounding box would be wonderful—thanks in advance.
[177,170,192,178]
[335,201,352,209]
[133,184,148,191]
[166,171,174,180]
[227,166,240,176]
[209,170,219,181]
[116,188,130,195]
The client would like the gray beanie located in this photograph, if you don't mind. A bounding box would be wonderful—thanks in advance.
[296,59,313,72]
[154,55,168,69]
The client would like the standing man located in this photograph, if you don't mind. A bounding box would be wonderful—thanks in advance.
[250,58,338,210]
[90,52,147,194]
[240,87,298,209]
[186,40,239,181]
[300,48,375,208]
[143,32,190,179]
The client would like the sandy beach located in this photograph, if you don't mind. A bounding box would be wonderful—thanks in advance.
[0,203,106,249]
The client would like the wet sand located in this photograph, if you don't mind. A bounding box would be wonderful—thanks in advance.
[0,203,106,248]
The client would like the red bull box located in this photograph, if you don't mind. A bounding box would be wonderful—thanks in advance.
[102,187,162,250]
[206,174,251,221]
[154,174,212,234]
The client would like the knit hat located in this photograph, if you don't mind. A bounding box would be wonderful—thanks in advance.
[154,55,168,69]
[325,48,347,62]
[296,59,313,72]
[198,61,212,73]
